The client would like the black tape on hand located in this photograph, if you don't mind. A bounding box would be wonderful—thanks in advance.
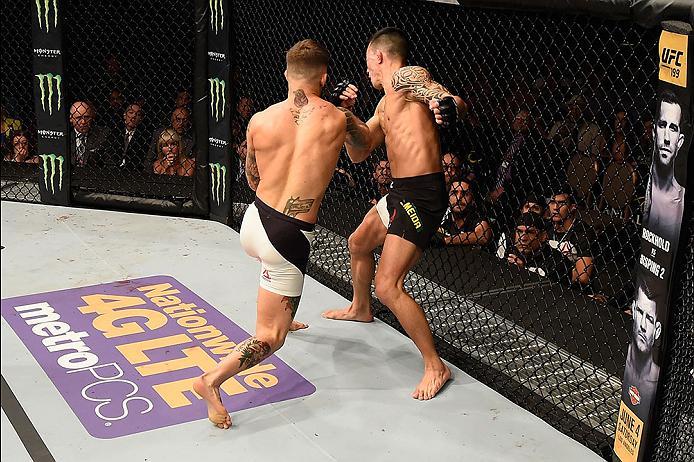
[328,80,351,107]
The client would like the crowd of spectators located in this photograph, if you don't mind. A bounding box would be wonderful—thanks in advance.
[1,52,654,311]
[354,73,655,311]
[1,53,196,178]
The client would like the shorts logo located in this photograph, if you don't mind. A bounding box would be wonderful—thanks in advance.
[36,73,62,115]
[629,385,641,406]
[209,162,227,205]
[401,201,422,231]
[208,78,226,122]
[39,153,64,193]
[262,269,271,281]
[35,0,58,32]
[209,0,224,34]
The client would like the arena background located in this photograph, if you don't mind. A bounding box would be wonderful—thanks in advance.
[1,0,692,460]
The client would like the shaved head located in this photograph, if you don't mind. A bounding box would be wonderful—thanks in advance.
[368,27,409,60]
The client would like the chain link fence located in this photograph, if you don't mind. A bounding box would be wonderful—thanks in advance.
[227,0,661,458]
[64,0,198,210]
[651,213,694,462]
[1,0,199,211]
[1,0,689,459]
[1,0,40,202]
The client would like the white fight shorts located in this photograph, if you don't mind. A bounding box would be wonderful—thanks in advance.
[375,194,389,228]
[240,197,316,297]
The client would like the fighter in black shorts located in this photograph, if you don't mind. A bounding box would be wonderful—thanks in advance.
[322,27,467,400]
[386,172,448,249]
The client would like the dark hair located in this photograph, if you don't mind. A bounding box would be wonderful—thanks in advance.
[523,193,546,208]
[657,89,688,128]
[637,275,658,302]
[369,27,409,59]
[124,100,144,114]
[658,89,679,107]
[551,189,576,205]
[516,212,546,232]
[286,39,330,79]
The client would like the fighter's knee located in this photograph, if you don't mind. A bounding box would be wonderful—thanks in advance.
[255,330,285,353]
[374,277,398,305]
[348,231,369,255]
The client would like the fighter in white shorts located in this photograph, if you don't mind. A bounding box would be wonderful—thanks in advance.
[193,39,348,429]
[240,196,316,297]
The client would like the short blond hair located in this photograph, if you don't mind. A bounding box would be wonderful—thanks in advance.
[157,128,181,158]
[286,39,329,80]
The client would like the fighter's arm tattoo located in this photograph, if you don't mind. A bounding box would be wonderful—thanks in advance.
[235,337,272,369]
[281,296,301,319]
[338,107,370,151]
[391,66,453,104]
[283,196,315,217]
[245,126,260,191]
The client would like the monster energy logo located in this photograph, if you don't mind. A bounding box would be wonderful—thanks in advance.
[210,162,227,205]
[36,73,62,115]
[35,0,58,32]
[208,78,226,122]
[209,0,224,34]
[39,154,64,194]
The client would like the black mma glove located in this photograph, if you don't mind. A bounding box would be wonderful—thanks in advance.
[328,80,352,107]
[435,96,458,127]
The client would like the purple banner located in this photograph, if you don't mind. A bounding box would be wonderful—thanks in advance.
[1,275,315,438]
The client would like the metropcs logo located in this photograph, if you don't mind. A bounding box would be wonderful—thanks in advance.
[0,276,316,438]
[209,0,224,34]
[39,154,64,194]
[210,162,227,205]
[36,73,62,115]
[208,78,226,122]
[35,0,59,32]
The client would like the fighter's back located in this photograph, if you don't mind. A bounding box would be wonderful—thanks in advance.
[249,94,346,224]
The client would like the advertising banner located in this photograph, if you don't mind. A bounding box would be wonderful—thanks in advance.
[31,0,70,205]
[1,276,315,438]
[613,21,692,462]
[207,0,232,222]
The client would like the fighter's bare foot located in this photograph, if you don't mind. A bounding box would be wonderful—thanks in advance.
[321,304,374,322]
[411,364,451,400]
[290,320,309,331]
[193,375,232,429]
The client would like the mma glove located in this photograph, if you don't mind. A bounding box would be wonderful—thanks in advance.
[435,96,459,127]
[328,80,353,107]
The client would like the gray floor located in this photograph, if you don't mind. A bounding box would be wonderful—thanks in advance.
[0,201,602,462]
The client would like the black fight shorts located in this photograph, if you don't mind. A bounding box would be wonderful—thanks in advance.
[385,172,447,250]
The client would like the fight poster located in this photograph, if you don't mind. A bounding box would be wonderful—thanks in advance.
[31,0,70,205]
[613,21,692,462]
[207,0,232,223]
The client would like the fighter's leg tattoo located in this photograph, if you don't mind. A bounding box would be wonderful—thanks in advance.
[235,337,272,369]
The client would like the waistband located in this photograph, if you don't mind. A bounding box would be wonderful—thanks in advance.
[254,196,316,231]
[392,172,445,189]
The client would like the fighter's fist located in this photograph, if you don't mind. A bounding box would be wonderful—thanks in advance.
[328,80,358,109]
[429,96,458,127]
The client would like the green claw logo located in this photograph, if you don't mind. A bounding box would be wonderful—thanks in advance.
[209,0,224,34]
[39,154,64,194]
[208,78,226,123]
[209,162,227,205]
[35,0,58,32]
[36,73,62,115]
